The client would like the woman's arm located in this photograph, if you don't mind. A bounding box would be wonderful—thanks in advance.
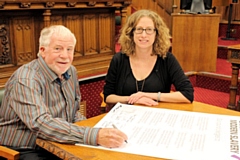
[167,53,194,102]
[128,91,191,104]
[106,94,129,104]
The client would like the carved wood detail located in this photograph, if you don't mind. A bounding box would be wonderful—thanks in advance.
[43,10,52,27]
[83,14,97,55]
[12,17,35,65]
[99,14,112,53]
[0,2,5,8]
[123,1,132,6]
[45,2,55,7]
[0,0,132,10]
[36,139,81,160]
[106,1,113,6]
[66,15,83,57]
[67,2,77,7]
[88,1,96,6]
[0,0,132,88]
[20,3,31,8]
[0,24,11,65]
[231,50,240,59]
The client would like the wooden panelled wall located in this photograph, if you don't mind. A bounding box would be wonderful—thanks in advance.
[128,0,240,33]
[0,0,131,88]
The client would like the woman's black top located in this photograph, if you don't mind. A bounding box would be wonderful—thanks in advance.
[103,52,194,102]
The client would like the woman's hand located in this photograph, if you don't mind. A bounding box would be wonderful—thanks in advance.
[135,97,158,106]
[128,92,145,104]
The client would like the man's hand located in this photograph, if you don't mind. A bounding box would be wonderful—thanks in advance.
[97,128,128,148]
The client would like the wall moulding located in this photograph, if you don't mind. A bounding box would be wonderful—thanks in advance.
[0,0,132,9]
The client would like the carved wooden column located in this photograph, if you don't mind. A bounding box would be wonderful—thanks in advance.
[120,8,128,27]
[43,10,51,27]
[121,1,132,27]
[227,46,240,111]
[228,63,239,110]
[0,24,11,65]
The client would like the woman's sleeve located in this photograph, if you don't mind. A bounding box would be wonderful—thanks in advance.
[103,53,120,102]
[167,53,194,102]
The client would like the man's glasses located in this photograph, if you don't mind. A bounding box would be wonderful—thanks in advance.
[134,27,156,35]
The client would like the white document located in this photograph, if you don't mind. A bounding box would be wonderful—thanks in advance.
[76,103,240,160]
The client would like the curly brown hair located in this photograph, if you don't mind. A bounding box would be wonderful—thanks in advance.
[118,9,171,58]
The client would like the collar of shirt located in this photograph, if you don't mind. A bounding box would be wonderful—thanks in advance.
[55,72,71,85]
[38,56,71,84]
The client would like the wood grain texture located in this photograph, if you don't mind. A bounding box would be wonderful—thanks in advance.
[0,146,19,160]
[171,14,220,72]
[227,44,240,110]
[0,0,131,88]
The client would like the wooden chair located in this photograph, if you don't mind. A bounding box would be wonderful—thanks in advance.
[79,100,87,117]
[0,146,19,160]
[100,92,107,113]
[99,92,116,113]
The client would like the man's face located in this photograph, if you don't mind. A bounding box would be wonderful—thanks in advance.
[40,34,75,78]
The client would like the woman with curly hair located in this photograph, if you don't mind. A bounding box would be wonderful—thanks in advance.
[103,9,194,107]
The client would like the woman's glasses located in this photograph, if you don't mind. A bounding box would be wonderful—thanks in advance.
[134,27,156,35]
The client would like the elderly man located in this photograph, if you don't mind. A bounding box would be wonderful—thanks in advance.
[0,25,127,160]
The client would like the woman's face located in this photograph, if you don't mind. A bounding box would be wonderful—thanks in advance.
[133,16,156,52]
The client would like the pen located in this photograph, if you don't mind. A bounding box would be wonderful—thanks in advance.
[112,124,128,143]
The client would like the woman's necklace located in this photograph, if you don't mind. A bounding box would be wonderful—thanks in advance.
[135,79,146,92]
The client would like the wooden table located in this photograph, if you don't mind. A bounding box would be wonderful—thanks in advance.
[227,44,240,110]
[36,101,240,160]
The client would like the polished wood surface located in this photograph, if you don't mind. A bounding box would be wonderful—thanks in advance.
[0,146,19,160]
[227,44,240,111]
[212,0,229,6]
[171,13,220,72]
[228,44,240,50]
[36,101,240,160]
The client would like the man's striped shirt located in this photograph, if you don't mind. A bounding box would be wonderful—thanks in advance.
[0,56,99,148]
